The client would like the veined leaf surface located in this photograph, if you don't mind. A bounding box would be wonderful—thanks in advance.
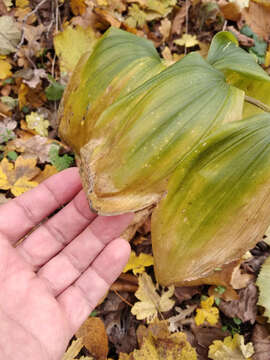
[152,113,270,286]
[83,52,244,214]
[58,27,165,153]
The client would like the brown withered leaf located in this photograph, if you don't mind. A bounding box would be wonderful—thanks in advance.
[219,283,258,324]
[242,2,270,40]
[171,2,190,36]
[252,324,270,360]
[174,286,201,304]
[76,317,108,360]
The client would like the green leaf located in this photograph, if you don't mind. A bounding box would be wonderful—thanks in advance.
[256,256,270,322]
[207,31,269,82]
[152,113,270,286]
[49,144,73,171]
[240,25,267,65]
[7,151,18,161]
[45,80,65,101]
[84,51,244,214]
[58,27,165,153]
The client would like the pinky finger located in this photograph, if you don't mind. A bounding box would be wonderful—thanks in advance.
[57,238,130,334]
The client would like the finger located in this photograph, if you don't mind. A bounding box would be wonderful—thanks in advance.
[37,213,133,295]
[0,168,82,244]
[57,238,130,333]
[17,190,96,270]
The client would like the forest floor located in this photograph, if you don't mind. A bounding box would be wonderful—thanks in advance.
[1,0,270,359]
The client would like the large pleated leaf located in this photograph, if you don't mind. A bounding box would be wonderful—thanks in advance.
[58,27,165,153]
[256,256,270,322]
[83,52,244,214]
[207,31,270,118]
[152,113,270,286]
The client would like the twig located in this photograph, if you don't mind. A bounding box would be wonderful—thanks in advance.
[17,0,49,50]
[0,112,7,118]
[222,19,227,32]
[113,289,133,307]
[245,95,270,113]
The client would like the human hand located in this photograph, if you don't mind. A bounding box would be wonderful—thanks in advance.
[0,168,132,360]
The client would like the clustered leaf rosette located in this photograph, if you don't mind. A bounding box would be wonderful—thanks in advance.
[58,27,270,286]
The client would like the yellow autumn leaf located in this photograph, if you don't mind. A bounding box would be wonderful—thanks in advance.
[120,320,197,360]
[26,112,50,137]
[265,48,270,67]
[70,0,86,15]
[33,164,58,184]
[208,333,254,360]
[0,59,12,80]
[174,34,199,48]
[0,156,40,196]
[131,272,175,323]
[195,296,219,326]
[16,0,29,7]
[54,25,97,75]
[123,251,154,275]
[62,338,94,360]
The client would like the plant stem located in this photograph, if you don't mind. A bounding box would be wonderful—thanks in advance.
[245,95,270,113]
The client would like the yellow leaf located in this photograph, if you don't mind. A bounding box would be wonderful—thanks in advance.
[16,0,29,7]
[32,165,58,184]
[265,48,270,67]
[0,156,40,196]
[70,0,86,15]
[131,272,175,323]
[3,0,12,9]
[174,34,199,48]
[54,24,97,75]
[62,338,94,360]
[208,333,254,360]
[123,320,197,360]
[123,251,154,275]
[25,112,50,137]
[195,296,219,326]
[0,59,12,80]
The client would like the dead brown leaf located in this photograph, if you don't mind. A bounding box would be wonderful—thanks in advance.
[252,324,270,360]
[76,317,108,360]
[242,1,270,40]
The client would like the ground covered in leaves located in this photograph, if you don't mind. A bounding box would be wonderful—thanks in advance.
[1,0,270,359]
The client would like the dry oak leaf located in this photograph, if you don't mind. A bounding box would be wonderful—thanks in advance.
[120,320,197,359]
[131,272,175,323]
[75,317,109,360]
[0,156,40,196]
[123,250,154,275]
[195,296,219,326]
[208,333,254,360]
[70,0,87,15]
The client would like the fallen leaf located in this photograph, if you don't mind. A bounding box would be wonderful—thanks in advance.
[22,69,47,88]
[168,305,197,332]
[18,83,46,109]
[174,33,199,47]
[171,2,189,36]
[242,1,270,40]
[3,0,12,9]
[7,135,52,163]
[208,333,254,360]
[123,251,154,275]
[54,24,97,75]
[195,296,219,326]
[0,156,40,196]
[218,283,258,324]
[0,16,21,55]
[131,272,175,323]
[252,324,270,360]
[159,18,171,41]
[33,165,58,183]
[0,59,12,80]
[49,144,73,171]
[25,112,50,137]
[16,0,29,7]
[123,320,197,359]
[76,317,108,360]
[62,338,94,360]
[256,256,270,322]
[70,0,86,15]
[174,286,201,304]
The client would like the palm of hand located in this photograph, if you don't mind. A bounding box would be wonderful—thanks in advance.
[0,168,132,360]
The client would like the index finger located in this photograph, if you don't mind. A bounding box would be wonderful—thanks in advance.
[0,167,83,244]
